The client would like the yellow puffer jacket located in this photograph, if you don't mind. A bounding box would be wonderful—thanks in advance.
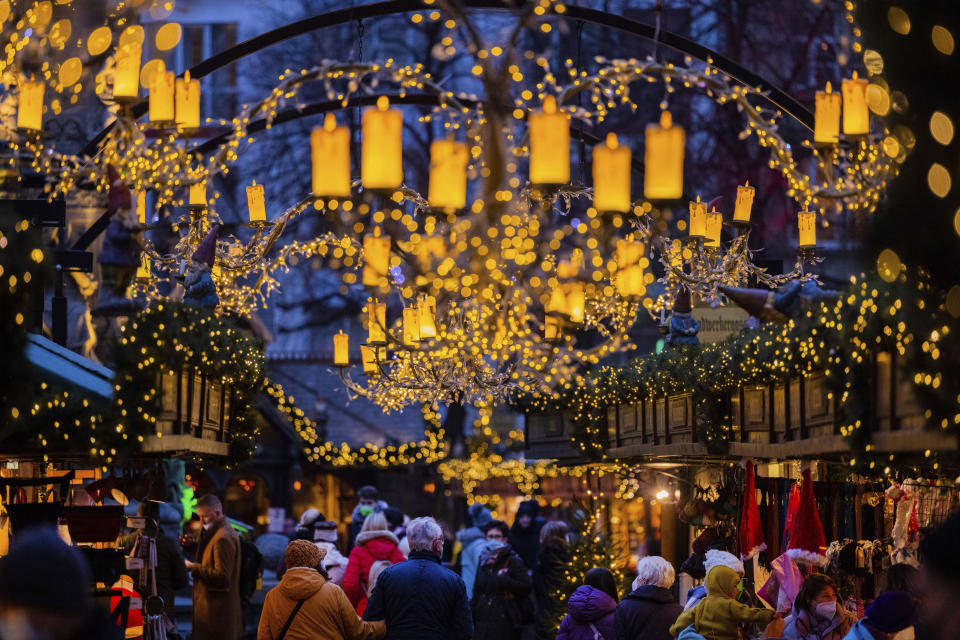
[669,566,774,640]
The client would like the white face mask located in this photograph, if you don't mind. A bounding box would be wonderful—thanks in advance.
[203,522,214,531]
[815,600,837,620]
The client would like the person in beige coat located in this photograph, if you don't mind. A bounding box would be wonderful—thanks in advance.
[186,495,242,640]
[258,540,385,640]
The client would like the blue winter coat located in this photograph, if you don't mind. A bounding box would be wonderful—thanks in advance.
[363,549,472,640]
[612,585,683,640]
[557,585,617,640]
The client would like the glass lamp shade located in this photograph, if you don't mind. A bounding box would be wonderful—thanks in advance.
[246,181,266,222]
[362,96,403,190]
[593,133,631,213]
[814,82,841,144]
[362,233,391,287]
[148,68,175,122]
[333,330,349,366]
[402,307,420,347]
[798,211,817,248]
[175,71,200,129]
[428,137,468,210]
[418,295,437,339]
[367,300,386,344]
[704,211,723,247]
[644,110,684,200]
[529,95,570,185]
[114,42,142,100]
[311,114,351,198]
[842,72,870,136]
[16,79,44,131]
[733,181,755,223]
[688,197,707,238]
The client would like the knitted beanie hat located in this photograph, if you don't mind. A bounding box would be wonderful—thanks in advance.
[285,539,326,569]
[864,590,917,633]
[0,527,91,614]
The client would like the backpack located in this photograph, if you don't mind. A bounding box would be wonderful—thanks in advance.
[239,538,264,604]
[363,559,393,597]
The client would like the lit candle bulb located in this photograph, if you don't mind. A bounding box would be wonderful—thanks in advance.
[842,71,869,136]
[246,180,266,223]
[311,113,351,198]
[544,315,561,342]
[814,82,841,144]
[367,299,386,344]
[704,209,723,247]
[148,63,174,122]
[402,306,420,348]
[333,329,349,367]
[567,283,585,324]
[428,136,468,210]
[688,196,707,238]
[113,42,142,101]
[798,211,817,248]
[593,132,631,213]
[529,94,570,185]
[362,96,403,190]
[360,345,380,377]
[135,190,147,224]
[175,70,200,130]
[17,77,44,131]
[733,181,755,224]
[615,238,646,298]
[362,230,391,287]
[644,110,685,200]
[418,295,437,339]
[136,252,151,279]
[188,181,206,208]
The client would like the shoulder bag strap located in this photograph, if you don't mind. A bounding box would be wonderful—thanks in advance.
[277,598,307,640]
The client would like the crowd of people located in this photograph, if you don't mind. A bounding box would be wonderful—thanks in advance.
[0,485,958,640]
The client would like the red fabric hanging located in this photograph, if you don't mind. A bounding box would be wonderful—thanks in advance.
[739,459,767,560]
[786,467,828,566]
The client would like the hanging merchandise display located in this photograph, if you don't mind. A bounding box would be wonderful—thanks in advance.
[738,460,766,561]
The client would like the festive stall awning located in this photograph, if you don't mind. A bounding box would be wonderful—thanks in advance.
[25,333,113,400]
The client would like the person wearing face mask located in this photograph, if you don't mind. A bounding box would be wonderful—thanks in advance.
[472,520,534,640]
[348,486,388,551]
[185,494,242,640]
[782,574,855,640]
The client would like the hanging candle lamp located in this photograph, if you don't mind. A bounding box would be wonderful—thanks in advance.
[362,230,391,287]
[188,181,206,208]
[148,63,175,123]
[566,283,585,324]
[544,314,562,343]
[135,190,147,225]
[311,113,351,199]
[136,253,151,279]
[362,96,403,190]
[798,211,817,249]
[842,72,869,136]
[360,345,381,377]
[814,82,841,144]
[402,306,420,348]
[644,110,685,200]
[733,181,755,224]
[175,70,200,130]
[593,133,631,213]
[418,295,437,339]
[688,196,707,238]
[16,78,44,131]
[333,330,349,367]
[113,42,142,101]
[428,136,468,210]
[529,94,570,186]
[704,209,723,248]
[367,299,386,344]
[246,180,266,223]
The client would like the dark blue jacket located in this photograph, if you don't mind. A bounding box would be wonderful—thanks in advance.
[612,585,683,640]
[363,549,472,640]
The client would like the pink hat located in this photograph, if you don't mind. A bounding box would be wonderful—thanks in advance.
[191,225,219,267]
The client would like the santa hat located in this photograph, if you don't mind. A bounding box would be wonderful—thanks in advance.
[191,224,219,267]
[673,286,692,314]
[704,549,744,577]
[785,467,827,566]
[107,164,131,214]
[739,459,766,561]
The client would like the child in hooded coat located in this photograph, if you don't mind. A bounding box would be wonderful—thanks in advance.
[556,568,619,640]
[668,566,775,640]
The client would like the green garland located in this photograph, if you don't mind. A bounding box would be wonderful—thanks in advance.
[514,273,959,469]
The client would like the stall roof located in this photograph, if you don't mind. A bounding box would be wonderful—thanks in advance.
[25,333,114,399]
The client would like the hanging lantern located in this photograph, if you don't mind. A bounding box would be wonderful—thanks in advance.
[16,78,44,131]
[360,345,381,377]
[644,110,685,200]
[798,211,817,248]
[529,95,570,186]
[688,196,707,238]
[362,230,391,287]
[333,330,349,367]
[136,252,151,279]
[402,306,420,348]
[135,190,147,225]
[367,299,386,344]
[418,295,437,339]
[813,82,841,144]
[428,136,468,210]
[311,113,351,198]
[188,181,206,208]
[246,180,266,223]
[615,238,646,298]
[175,70,201,130]
[362,96,403,190]
[593,133,631,213]
[704,210,723,248]
[841,71,869,136]
[546,286,567,315]
[544,314,562,342]
[148,63,174,123]
[733,181,755,224]
[113,42,142,101]
[566,283,585,324]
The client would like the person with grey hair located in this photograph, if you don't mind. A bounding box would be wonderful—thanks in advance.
[362,516,472,640]
[612,556,682,640]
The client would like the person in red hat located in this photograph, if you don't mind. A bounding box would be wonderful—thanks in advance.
[183,225,220,307]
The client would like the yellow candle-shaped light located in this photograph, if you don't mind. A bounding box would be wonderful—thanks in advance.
[135,190,147,224]
[593,133,631,213]
[547,286,567,315]
[114,42,142,100]
[616,238,644,270]
[544,314,561,342]
[418,295,437,339]
[367,299,386,344]
[428,136,468,210]
[246,180,266,222]
[842,71,869,136]
[17,78,44,131]
[567,283,585,324]
[149,65,174,122]
[644,110,685,200]
[189,181,206,207]
[733,181,756,223]
[798,211,817,248]
[136,252,151,279]
[615,238,646,298]
[333,330,349,367]
[704,210,723,247]
[175,70,200,129]
[529,95,570,185]
[617,266,646,298]
[814,82,841,144]
[402,306,420,347]
[670,238,683,270]
[688,196,707,238]
[362,96,403,190]
[362,231,391,287]
[311,113,351,198]
[360,345,381,377]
